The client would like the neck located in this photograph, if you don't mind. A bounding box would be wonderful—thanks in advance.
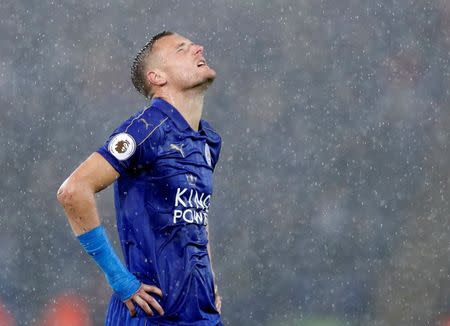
[156,90,205,131]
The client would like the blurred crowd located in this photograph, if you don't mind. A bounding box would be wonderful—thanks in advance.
[2,0,450,325]
[0,293,92,326]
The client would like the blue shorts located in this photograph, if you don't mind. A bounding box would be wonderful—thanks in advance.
[105,293,223,326]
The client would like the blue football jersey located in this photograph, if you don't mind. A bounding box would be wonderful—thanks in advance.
[97,98,222,326]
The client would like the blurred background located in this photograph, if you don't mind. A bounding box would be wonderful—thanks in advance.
[2,0,450,325]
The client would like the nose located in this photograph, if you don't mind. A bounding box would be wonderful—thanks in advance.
[193,44,204,55]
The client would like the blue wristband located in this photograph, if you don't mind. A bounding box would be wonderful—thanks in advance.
[77,225,141,301]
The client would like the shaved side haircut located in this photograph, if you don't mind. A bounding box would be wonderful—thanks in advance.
[131,31,174,98]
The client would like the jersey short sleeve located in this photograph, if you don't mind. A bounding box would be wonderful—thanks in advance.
[96,111,163,175]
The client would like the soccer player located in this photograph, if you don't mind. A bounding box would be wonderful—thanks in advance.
[57,31,223,325]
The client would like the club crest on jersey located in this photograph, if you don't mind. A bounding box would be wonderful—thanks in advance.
[185,173,197,187]
[205,143,212,167]
[108,132,136,161]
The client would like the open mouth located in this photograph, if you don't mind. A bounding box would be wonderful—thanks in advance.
[197,59,207,67]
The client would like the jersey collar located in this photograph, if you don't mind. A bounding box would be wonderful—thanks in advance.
[152,97,207,135]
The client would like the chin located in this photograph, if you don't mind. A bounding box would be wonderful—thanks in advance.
[203,74,216,87]
[203,66,216,81]
[191,70,216,90]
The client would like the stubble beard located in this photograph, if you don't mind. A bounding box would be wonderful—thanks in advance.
[189,71,216,93]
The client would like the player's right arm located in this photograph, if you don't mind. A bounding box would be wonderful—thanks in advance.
[56,152,164,317]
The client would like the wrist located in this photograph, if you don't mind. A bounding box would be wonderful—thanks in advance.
[108,270,141,301]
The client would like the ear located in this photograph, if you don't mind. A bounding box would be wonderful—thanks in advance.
[147,69,167,87]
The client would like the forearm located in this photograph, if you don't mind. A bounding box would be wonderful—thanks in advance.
[206,223,222,317]
[206,224,218,290]
[208,245,219,299]
[77,225,141,301]
[206,224,213,269]
[57,181,140,301]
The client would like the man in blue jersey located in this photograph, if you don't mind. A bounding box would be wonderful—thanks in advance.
[57,31,223,325]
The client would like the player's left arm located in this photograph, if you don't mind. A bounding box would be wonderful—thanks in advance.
[205,127,222,313]
[206,223,222,313]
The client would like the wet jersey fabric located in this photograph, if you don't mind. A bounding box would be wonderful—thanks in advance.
[96,98,222,326]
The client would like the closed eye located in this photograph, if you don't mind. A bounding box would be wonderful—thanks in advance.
[175,42,194,53]
[176,42,187,53]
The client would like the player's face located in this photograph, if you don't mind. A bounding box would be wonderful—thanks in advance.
[156,34,216,92]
